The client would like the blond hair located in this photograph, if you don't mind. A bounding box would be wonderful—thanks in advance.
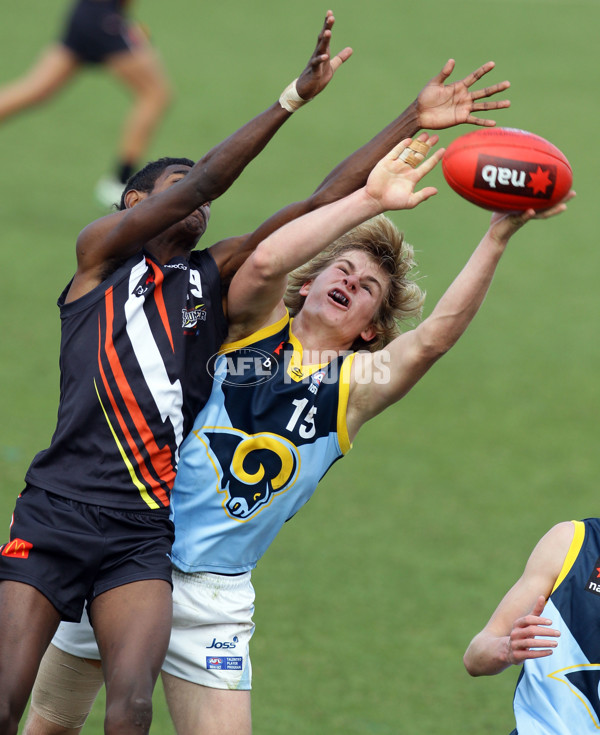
[284,214,425,352]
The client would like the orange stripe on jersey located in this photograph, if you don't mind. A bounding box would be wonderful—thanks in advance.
[97,315,171,506]
[99,288,174,504]
[147,260,174,352]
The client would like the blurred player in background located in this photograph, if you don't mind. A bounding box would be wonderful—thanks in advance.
[22,141,574,735]
[0,0,172,207]
[464,518,600,734]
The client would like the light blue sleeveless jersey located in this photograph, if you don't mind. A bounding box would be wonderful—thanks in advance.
[170,313,355,574]
[511,518,600,734]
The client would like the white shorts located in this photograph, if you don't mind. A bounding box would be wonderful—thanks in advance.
[52,568,256,690]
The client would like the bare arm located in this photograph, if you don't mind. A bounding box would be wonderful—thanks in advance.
[345,193,575,438]
[215,59,511,284]
[72,11,352,298]
[225,136,443,338]
[463,522,577,677]
[314,59,510,200]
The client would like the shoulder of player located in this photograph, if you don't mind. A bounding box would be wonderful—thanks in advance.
[525,521,577,580]
[205,235,249,276]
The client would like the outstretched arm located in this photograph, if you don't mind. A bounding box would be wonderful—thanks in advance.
[73,11,351,297]
[463,521,577,677]
[346,192,575,438]
[226,136,443,338]
[314,59,510,200]
[215,58,510,281]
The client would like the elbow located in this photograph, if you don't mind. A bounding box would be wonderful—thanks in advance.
[463,652,480,677]
[190,157,234,203]
[416,337,452,366]
[299,192,321,213]
[416,323,461,363]
[248,245,280,283]
[191,171,219,203]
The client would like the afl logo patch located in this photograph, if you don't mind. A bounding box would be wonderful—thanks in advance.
[209,347,279,387]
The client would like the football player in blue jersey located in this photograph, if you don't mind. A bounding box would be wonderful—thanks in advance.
[464,518,600,734]
[22,133,573,735]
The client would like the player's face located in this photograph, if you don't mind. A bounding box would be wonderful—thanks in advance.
[300,249,389,345]
[151,165,211,237]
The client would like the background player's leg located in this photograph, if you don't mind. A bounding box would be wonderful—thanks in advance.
[95,40,172,206]
[0,45,80,121]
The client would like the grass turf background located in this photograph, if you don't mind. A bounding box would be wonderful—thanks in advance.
[1,0,598,732]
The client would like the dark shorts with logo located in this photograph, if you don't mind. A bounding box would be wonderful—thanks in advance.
[0,485,174,622]
[60,1,138,64]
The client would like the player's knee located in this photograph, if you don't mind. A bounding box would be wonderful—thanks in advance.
[0,701,20,735]
[104,693,153,735]
[149,81,173,114]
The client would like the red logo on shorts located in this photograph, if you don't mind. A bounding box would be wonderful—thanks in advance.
[1,538,33,558]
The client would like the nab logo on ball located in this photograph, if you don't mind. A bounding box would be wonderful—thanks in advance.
[474,154,556,202]
[442,127,572,212]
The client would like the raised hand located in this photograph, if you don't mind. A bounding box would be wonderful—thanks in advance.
[295,10,353,101]
[417,59,511,130]
[488,189,576,243]
[364,134,444,212]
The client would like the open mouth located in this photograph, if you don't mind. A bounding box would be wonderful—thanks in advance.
[328,289,349,308]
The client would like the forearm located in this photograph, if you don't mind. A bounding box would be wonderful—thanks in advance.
[217,97,423,275]
[251,188,379,278]
[416,233,507,356]
[188,102,291,204]
[464,632,513,677]
[311,100,420,206]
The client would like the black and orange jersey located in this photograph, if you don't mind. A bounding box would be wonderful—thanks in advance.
[26,248,226,511]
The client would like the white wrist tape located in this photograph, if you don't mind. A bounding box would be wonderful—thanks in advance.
[279,79,308,113]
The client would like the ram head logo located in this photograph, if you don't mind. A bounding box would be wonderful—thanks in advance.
[205,430,300,520]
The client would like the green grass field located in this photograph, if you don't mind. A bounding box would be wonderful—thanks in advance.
[1,0,598,732]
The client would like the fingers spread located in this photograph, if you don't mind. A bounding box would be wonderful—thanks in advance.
[330,46,353,71]
[431,58,456,85]
[464,61,496,87]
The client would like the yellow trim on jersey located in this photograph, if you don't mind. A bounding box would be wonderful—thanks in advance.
[94,379,159,509]
[337,353,355,455]
[219,312,290,354]
[552,520,585,593]
[285,322,331,382]
[548,664,600,728]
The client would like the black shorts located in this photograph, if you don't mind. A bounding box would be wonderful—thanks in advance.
[60,0,140,64]
[0,485,174,622]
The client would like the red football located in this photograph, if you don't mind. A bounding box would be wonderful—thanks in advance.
[442,128,572,212]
